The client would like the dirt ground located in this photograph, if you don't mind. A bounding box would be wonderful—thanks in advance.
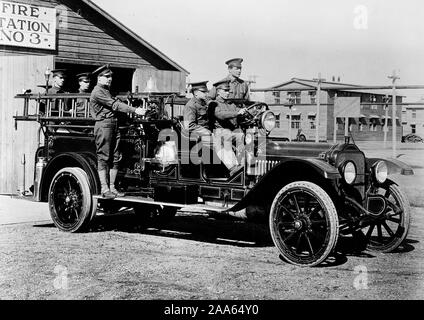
[0,142,423,300]
[0,206,423,300]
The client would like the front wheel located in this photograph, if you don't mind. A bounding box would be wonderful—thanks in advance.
[362,183,411,253]
[269,181,339,267]
[49,167,96,232]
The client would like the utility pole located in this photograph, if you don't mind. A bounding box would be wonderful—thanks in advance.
[383,95,390,148]
[313,73,326,143]
[388,70,400,158]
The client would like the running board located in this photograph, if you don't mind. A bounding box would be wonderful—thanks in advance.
[93,195,229,213]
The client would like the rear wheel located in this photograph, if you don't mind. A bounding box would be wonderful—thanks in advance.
[133,205,177,228]
[49,167,96,232]
[269,181,339,267]
[362,183,410,252]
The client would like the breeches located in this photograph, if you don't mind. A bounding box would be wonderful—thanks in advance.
[94,118,121,171]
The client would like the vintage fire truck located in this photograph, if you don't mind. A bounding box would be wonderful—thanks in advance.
[14,91,414,267]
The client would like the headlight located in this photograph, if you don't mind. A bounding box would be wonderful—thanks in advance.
[261,111,276,132]
[374,161,388,184]
[343,161,356,184]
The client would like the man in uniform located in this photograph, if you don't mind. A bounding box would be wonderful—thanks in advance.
[212,79,246,176]
[40,69,69,115]
[183,81,211,137]
[90,65,145,199]
[50,69,68,94]
[75,72,92,117]
[208,58,250,101]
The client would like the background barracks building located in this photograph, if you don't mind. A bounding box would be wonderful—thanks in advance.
[0,0,189,194]
[261,78,403,142]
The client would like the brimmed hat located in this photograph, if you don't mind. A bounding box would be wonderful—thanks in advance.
[213,79,230,90]
[76,72,91,82]
[92,64,113,77]
[225,58,243,68]
[189,81,208,93]
[51,69,67,77]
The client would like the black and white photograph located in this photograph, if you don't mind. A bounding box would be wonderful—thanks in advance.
[0,0,423,306]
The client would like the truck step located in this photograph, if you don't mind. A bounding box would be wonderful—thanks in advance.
[93,195,229,213]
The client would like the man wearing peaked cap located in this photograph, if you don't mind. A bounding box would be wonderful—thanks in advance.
[211,79,247,176]
[76,72,92,93]
[75,72,92,117]
[50,69,68,94]
[90,64,146,199]
[208,58,250,101]
[183,81,212,137]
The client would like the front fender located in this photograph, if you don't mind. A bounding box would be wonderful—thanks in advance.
[39,152,99,202]
[229,157,341,212]
[367,158,414,176]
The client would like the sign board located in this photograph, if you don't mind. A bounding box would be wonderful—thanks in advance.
[334,97,361,118]
[0,1,56,50]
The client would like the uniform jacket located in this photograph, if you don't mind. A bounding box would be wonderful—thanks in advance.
[183,97,211,135]
[76,88,90,116]
[213,96,239,130]
[208,75,250,100]
[90,84,136,121]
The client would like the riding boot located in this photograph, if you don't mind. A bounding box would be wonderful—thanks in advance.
[109,169,125,197]
[98,170,115,199]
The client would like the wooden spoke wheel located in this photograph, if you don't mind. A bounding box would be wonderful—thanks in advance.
[49,167,96,232]
[269,181,339,267]
[362,182,411,253]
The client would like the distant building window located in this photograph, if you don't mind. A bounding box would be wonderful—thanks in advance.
[370,95,377,103]
[275,114,281,128]
[309,91,316,104]
[290,115,301,129]
[308,113,316,129]
[412,110,417,119]
[272,91,280,104]
[411,124,416,134]
[288,91,301,104]
[359,123,364,132]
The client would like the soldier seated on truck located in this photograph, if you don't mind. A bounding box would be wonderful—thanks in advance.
[183,81,212,140]
[210,79,246,177]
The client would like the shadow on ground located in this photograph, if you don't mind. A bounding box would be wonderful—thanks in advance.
[34,211,417,267]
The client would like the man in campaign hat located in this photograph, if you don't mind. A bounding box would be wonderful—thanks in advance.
[183,81,211,137]
[208,58,250,101]
[211,79,246,176]
[90,65,146,199]
[75,72,92,117]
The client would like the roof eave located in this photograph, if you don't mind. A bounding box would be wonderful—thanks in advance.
[80,0,189,75]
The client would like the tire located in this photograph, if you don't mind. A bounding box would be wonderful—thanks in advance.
[133,205,177,229]
[298,135,306,142]
[362,183,411,253]
[48,167,96,232]
[269,181,339,267]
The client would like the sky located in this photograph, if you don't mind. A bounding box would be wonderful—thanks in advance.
[93,0,424,100]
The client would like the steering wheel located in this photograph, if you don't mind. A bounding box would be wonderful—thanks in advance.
[238,102,269,127]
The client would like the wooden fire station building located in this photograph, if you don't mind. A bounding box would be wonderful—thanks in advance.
[0,0,189,193]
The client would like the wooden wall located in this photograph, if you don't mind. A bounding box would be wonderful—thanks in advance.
[0,0,182,70]
[0,55,54,194]
[0,0,188,193]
